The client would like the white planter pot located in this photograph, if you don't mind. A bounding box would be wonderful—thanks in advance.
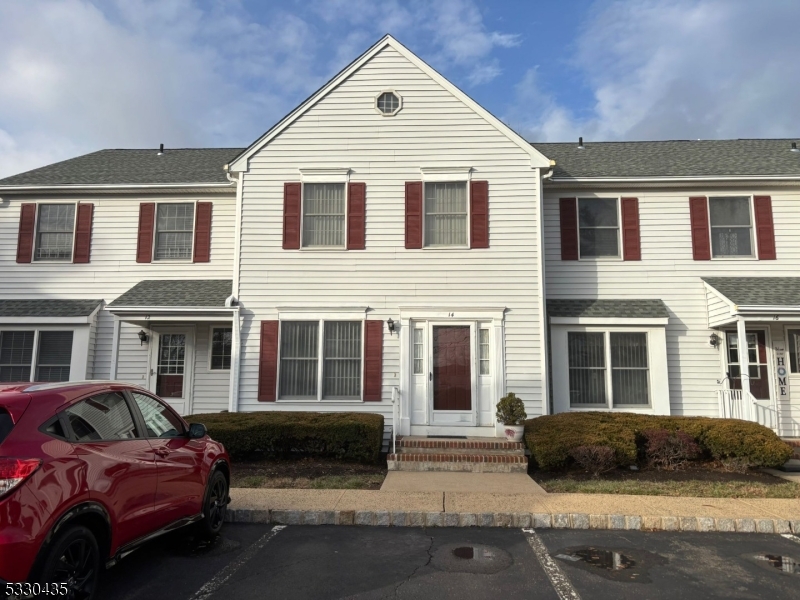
[502,424,524,442]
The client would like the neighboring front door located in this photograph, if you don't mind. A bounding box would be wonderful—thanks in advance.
[727,329,770,400]
[429,324,476,426]
[149,328,194,415]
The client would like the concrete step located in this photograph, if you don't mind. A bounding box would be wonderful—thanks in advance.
[387,452,528,473]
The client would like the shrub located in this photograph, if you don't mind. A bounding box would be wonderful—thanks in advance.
[496,392,527,425]
[569,445,617,477]
[642,429,702,470]
[186,411,384,463]
[524,412,792,471]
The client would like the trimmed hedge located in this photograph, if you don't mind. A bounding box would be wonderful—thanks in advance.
[525,412,792,470]
[186,411,384,464]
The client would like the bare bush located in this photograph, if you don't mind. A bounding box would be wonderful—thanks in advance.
[642,429,702,470]
[569,445,617,477]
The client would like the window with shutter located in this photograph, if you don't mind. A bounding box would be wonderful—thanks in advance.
[35,204,76,261]
[155,203,195,260]
[754,196,776,260]
[73,203,94,264]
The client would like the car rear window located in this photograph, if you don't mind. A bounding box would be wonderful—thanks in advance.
[0,409,13,445]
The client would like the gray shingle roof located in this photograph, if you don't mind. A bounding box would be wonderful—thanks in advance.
[703,277,800,306]
[0,148,244,187]
[0,299,102,317]
[108,280,232,308]
[547,299,669,319]
[532,139,800,179]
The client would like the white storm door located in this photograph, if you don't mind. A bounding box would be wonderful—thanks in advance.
[148,327,195,416]
[428,322,477,427]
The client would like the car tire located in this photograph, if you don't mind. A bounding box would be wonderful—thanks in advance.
[197,469,228,539]
[38,524,100,600]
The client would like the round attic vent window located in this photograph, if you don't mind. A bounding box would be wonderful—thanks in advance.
[376,91,401,116]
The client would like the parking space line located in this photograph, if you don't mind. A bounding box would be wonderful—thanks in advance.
[188,525,286,600]
[522,528,581,600]
[782,534,800,545]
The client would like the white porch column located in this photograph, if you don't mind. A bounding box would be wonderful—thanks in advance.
[109,316,121,380]
[228,309,241,413]
[398,317,411,435]
[736,318,751,399]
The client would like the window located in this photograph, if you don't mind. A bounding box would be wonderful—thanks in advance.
[376,91,401,115]
[709,196,753,257]
[789,329,800,374]
[36,331,73,382]
[131,392,185,438]
[0,331,34,382]
[65,392,138,442]
[302,183,346,247]
[155,203,194,260]
[578,198,619,258]
[568,331,650,407]
[424,182,468,246]
[727,333,760,379]
[279,321,362,400]
[479,328,490,375]
[413,328,424,374]
[210,327,232,370]
[35,204,75,261]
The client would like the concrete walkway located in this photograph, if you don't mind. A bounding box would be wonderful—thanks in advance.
[380,471,547,494]
[226,487,800,534]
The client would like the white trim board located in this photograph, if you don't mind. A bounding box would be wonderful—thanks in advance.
[549,317,669,326]
[227,35,550,173]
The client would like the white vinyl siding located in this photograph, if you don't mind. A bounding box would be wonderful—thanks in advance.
[709,196,754,258]
[35,204,75,261]
[578,198,619,258]
[424,182,468,247]
[155,203,195,260]
[302,183,346,247]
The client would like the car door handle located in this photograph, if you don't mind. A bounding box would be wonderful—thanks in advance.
[154,447,171,458]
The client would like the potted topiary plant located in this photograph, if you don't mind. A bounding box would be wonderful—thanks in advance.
[495,392,527,442]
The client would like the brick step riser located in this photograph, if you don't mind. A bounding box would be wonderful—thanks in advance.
[397,442,524,451]
[387,460,528,474]
[396,447,525,456]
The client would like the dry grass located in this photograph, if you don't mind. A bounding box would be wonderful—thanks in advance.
[231,457,387,490]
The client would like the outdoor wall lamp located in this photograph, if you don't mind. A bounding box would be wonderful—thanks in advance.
[138,330,150,346]
[709,333,720,348]
[387,318,396,335]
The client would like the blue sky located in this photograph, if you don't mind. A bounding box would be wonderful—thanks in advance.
[1,0,799,178]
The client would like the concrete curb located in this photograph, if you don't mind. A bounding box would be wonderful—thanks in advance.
[225,509,800,534]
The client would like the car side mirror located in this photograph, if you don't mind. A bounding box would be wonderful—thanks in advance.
[188,423,207,439]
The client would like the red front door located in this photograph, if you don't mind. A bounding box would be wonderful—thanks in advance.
[432,326,472,410]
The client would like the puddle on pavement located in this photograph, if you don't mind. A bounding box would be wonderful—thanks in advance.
[750,554,800,576]
[432,544,512,574]
[554,546,667,583]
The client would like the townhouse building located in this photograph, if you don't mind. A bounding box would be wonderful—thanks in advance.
[0,36,797,444]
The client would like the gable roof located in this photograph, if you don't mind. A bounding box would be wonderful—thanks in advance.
[547,299,669,319]
[0,148,242,188]
[108,280,233,308]
[533,139,800,180]
[228,35,550,172]
[703,277,800,307]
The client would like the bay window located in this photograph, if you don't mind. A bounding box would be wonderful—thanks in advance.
[0,329,73,382]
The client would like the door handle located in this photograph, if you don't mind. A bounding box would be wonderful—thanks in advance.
[154,447,171,458]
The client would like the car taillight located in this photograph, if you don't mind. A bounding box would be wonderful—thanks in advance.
[0,458,41,499]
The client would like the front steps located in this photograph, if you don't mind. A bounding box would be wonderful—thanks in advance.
[387,436,528,473]
[782,439,800,472]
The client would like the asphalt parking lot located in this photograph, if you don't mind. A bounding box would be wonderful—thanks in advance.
[101,524,800,599]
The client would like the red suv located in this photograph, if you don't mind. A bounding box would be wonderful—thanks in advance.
[0,381,230,599]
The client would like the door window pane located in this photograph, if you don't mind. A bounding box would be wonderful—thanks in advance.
[611,332,649,406]
[413,328,424,374]
[727,333,760,379]
[211,328,232,370]
[155,203,194,260]
[302,183,345,247]
[0,331,34,382]
[789,329,800,374]
[35,204,75,261]
[157,334,185,398]
[65,392,138,441]
[479,328,490,375]
[36,331,73,382]
[132,392,184,438]
[424,182,467,246]
[568,332,607,405]
[578,198,619,258]
[709,197,752,257]
[322,322,361,399]
[279,322,319,398]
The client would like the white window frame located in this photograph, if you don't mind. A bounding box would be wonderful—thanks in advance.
[0,326,83,382]
[208,326,232,371]
[276,319,365,402]
[374,89,403,117]
[33,202,78,263]
[707,195,757,260]
[577,196,622,261]
[152,201,197,262]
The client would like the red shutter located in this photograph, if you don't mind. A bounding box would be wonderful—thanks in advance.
[559,198,578,260]
[689,196,711,260]
[136,203,156,263]
[258,321,279,402]
[363,320,383,401]
[16,203,36,264]
[193,201,213,262]
[754,195,776,260]
[347,182,366,250]
[283,182,301,249]
[470,180,489,248]
[72,202,94,264]
[405,181,423,249]
[621,197,641,261]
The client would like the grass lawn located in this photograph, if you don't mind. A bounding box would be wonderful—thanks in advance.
[231,457,387,490]
[533,466,800,498]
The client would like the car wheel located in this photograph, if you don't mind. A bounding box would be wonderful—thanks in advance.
[38,524,100,600]
[197,469,228,538]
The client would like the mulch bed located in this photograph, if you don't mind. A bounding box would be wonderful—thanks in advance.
[231,456,388,490]
[532,464,787,486]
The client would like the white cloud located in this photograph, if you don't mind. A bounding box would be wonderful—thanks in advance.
[508,0,800,142]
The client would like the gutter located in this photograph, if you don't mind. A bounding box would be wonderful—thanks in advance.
[0,182,235,196]
[547,175,800,184]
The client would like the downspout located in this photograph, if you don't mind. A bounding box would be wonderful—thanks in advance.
[225,166,244,413]
[537,161,555,415]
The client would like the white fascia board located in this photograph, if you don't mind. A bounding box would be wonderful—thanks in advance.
[0,316,94,325]
[735,305,800,313]
[398,307,507,321]
[549,316,669,326]
[228,35,551,172]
